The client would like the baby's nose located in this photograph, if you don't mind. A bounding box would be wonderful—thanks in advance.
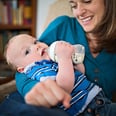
[36,44,42,51]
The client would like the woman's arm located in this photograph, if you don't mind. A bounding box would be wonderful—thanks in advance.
[25,79,71,108]
[16,69,71,108]
[15,72,38,96]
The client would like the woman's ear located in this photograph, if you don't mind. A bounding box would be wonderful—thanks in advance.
[17,67,24,73]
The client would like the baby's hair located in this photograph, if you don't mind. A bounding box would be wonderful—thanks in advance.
[4,34,37,71]
[4,36,18,71]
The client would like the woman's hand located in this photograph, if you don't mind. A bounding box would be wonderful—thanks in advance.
[25,79,71,108]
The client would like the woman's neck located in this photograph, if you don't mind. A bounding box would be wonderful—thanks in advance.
[86,33,99,58]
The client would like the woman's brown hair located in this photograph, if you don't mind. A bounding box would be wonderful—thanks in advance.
[94,0,116,53]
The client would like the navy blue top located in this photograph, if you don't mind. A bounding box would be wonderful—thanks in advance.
[16,16,116,99]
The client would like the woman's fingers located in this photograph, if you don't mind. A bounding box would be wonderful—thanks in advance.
[45,79,71,108]
[25,79,71,108]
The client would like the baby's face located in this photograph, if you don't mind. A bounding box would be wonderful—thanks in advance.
[7,35,50,70]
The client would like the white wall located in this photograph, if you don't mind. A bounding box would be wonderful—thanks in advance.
[36,0,57,38]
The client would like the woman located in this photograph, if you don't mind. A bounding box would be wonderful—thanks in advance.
[22,0,116,103]
[1,0,116,115]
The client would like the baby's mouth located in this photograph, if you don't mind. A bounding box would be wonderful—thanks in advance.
[40,48,46,56]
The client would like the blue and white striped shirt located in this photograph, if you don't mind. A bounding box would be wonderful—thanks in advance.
[24,60,101,116]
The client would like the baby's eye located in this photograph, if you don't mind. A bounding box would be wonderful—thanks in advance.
[25,50,30,55]
[34,40,38,44]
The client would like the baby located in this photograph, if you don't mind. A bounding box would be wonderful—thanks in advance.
[4,34,115,116]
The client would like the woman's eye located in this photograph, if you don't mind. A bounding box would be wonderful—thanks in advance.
[25,50,29,55]
[70,3,77,9]
[83,0,91,3]
[71,5,77,9]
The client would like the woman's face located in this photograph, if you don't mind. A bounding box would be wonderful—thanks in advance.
[69,0,105,33]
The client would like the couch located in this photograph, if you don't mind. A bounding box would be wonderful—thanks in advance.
[0,60,16,102]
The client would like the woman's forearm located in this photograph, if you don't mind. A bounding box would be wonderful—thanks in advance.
[15,72,38,96]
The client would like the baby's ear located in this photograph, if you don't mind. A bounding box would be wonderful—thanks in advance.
[17,67,24,73]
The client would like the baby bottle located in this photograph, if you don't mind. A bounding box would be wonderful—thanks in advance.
[47,41,85,64]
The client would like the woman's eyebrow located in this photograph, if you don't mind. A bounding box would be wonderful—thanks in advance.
[68,0,74,3]
[69,1,73,3]
[69,0,78,3]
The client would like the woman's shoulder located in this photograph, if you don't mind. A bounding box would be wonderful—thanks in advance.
[53,15,76,23]
[55,15,74,20]
[46,15,82,30]
[52,15,82,30]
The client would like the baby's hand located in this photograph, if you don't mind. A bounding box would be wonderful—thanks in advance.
[55,41,74,60]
